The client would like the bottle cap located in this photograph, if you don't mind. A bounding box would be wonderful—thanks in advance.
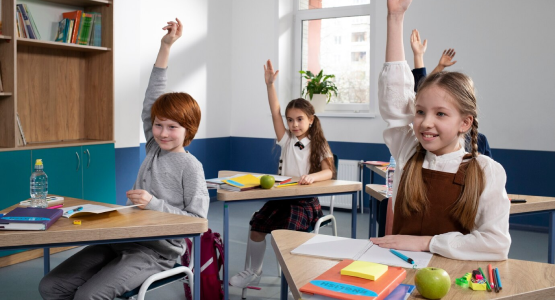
[389,156,396,167]
[34,159,43,169]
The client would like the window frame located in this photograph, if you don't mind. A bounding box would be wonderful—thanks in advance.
[293,2,373,113]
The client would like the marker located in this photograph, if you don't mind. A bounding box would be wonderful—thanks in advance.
[494,268,502,290]
[48,205,64,209]
[65,206,83,215]
[278,178,292,185]
[389,249,414,264]
[488,264,495,289]
[478,267,492,292]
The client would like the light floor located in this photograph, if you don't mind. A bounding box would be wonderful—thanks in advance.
[0,200,549,300]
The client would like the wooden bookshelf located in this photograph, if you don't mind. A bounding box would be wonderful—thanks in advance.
[0,35,13,40]
[0,0,114,150]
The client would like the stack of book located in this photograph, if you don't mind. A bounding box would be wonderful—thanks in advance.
[16,4,41,39]
[55,11,102,46]
[220,174,261,192]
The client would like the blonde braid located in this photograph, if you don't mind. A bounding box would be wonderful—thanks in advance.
[470,118,479,158]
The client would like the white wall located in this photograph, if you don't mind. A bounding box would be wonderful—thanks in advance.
[231,0,555,152]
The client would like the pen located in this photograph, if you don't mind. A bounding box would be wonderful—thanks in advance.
[492,266,499,293]
[389,249,414,264]
[494,268,502,290]
[279,178,292,185]
[488,264,495,289]
[65,206,83,215]
[478,267,492,292]
[48,205,63,209]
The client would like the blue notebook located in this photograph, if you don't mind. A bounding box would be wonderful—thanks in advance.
[301,284,415,300]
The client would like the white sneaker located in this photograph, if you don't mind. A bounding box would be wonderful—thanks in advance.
[229,269,262,288]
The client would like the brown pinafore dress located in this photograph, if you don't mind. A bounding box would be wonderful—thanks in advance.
[392,154,472,236]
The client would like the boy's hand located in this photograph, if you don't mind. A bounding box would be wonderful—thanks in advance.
[438,48,457,68]
[299,174,315,185]
[387,0,412,15]
[161,18,183,47]
[126,189,153,209]
[410,29,427,56]
[264,59,279,86]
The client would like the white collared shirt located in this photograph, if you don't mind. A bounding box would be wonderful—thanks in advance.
[277,132,311,177]
[378,61,511,261]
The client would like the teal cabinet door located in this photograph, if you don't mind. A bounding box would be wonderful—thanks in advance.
[83,144,116,204]
[32,147,83,199]
[0,150,31,257]
[0,150,31,210]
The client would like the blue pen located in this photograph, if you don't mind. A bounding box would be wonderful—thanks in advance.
[494,268,502,290]
[65,206,83,215]
[390,249,414,264]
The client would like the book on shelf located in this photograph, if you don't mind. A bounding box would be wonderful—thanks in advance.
[16,6,27,38]
[55,19,68,43]
[77,13,94,45]
[89,12,102,46]
[24,4,41,40]
[0,61,4,92]
[66,20,74,43]
[16,113,27,146]
[0,207,63,230]
[17,4,37,39]
[62,10,82,43]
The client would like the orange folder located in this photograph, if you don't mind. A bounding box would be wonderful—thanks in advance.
[300,259,406,300]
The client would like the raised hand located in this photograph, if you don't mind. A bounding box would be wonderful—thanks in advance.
[387,0,412,15]
[264,59,280,86]
[410,29,427,56]
[438,48,457,68]
[161,18,183,47]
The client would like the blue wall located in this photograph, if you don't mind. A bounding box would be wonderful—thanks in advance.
[116,137,555,231]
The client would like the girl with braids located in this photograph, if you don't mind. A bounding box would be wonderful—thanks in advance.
[230,59,336,288]
[370,0,510,261]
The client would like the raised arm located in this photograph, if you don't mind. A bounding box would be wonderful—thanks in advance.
[410,29,427,69]
[386,0,412,62]
[264,59,286,141]
[142,18,183,143]
[431,48,457,75]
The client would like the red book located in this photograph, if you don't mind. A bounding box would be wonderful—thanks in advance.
[0,207,63,230]
[300,259,406,300]
[62,10,82,43]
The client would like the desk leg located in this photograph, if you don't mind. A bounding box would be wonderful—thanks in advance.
[549,211,554,264]
[224,203,229,299]
[43,248,50,275]
[194,235,201,300]
[369,196,376,238]
[351,192,358,238]
[280,272,288,300]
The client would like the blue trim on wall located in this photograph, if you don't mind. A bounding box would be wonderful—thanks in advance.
[116,137,555,231]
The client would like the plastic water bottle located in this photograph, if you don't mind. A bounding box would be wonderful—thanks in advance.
[30,159,48,208]
[386,156,396,198]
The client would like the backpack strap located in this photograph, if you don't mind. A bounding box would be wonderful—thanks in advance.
[213,232,225,272]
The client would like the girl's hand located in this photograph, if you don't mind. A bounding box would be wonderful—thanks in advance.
[410,29,427,56]
[264,59,279,86]
[161,18,183,47]
[126,189,153,209]
[387,0,412,15]
[299,174,315,185]
[370,235,432,252]
[438,48,457,68]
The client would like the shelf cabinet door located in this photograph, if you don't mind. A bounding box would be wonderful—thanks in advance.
[82,144,116,204]
[0,150,31,257]
[31,147,83,199]
[0,150,32,210]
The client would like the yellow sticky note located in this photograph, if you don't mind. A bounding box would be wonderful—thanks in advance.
[340,261,388,281]
[73,220,81,225]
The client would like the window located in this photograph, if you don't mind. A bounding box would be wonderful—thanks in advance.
[294,1,372,112]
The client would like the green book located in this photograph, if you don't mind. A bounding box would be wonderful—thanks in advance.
[77,13,94,45]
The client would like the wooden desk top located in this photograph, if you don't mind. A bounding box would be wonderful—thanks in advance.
[0,197,208,248]
[271,229,555,300]
[365,164,387,178]
[217,171,361,202]
[365,184,388,201]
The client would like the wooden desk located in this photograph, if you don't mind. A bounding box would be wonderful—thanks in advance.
[0,197,208,300]
[217,170,361,300]
[272,229,555,300]
[364,164,388,239]
[363,186,555,264]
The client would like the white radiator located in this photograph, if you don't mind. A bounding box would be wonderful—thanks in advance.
[319,159,362,211]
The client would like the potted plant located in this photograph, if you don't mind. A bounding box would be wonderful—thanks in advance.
[299,69,339,113]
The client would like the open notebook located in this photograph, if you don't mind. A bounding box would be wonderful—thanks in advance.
[291,235,432,269]
[62,204,140,218]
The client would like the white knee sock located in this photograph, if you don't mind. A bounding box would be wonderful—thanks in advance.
[248,238,266,275]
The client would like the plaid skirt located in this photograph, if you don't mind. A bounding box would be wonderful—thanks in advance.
[250,197,323,233]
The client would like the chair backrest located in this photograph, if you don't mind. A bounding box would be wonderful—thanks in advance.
[333,154,338,179]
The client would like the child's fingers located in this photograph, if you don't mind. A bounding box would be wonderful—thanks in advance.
[274,70,279,76]
[422,39,427,48]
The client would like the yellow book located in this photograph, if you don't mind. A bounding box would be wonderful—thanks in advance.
[340,261,388,281]
[222,174,261,188]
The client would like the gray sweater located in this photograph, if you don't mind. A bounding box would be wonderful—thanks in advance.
[126,66,209,261]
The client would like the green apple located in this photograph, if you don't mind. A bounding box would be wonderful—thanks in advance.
[260,175,275,189]
[414,267,451,299]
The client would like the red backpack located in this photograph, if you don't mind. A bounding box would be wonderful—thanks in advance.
[182,229,224,300]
